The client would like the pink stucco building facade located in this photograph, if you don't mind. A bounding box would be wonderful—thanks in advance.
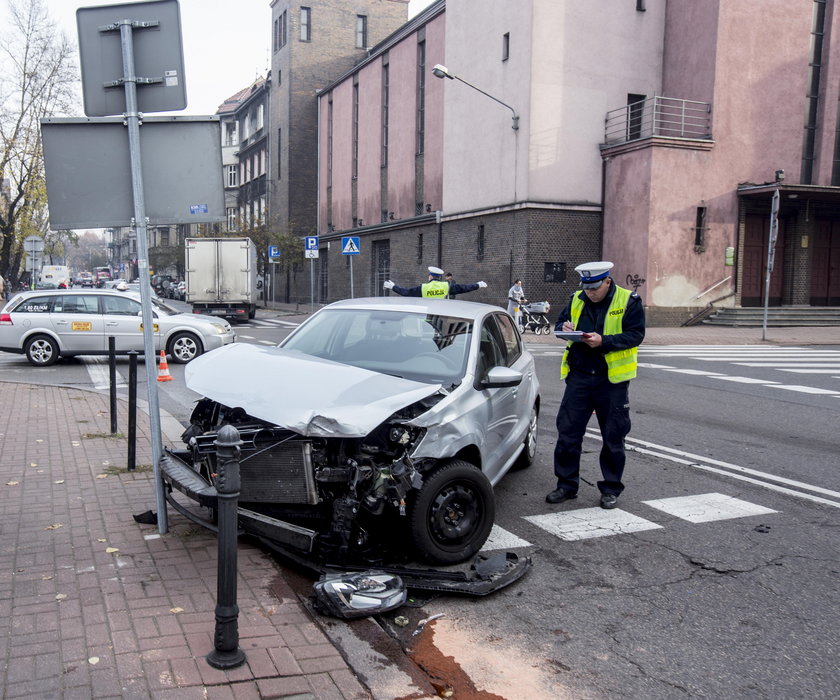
[316,0,840,320]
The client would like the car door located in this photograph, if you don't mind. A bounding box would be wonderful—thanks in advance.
[49,293,105,353]
[474,313,523,483]
[100,293,157,352]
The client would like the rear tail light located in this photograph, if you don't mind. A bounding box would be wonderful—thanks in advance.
[0,313,13,325]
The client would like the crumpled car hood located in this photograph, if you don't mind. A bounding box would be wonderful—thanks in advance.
[184,343,441,437]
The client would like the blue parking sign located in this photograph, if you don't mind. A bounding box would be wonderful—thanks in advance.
[305,236,319,250]
[268,245,280,259]
[341,236,360,255]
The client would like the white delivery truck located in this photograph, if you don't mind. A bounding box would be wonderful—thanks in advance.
[39,265,71,288]
[184,237,258,321]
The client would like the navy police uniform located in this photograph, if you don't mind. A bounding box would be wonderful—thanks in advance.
[549,262,645,508]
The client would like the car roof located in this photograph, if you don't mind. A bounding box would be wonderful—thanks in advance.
[320,296,502,321]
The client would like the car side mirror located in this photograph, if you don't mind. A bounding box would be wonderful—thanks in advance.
[482,366,523,389]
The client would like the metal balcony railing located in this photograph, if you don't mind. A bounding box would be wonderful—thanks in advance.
[604,96,712,146]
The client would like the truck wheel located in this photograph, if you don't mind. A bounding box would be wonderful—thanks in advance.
[167,332,203,363]
[25,334,59,366]
[408,460,495,565]
[248,306,256,320]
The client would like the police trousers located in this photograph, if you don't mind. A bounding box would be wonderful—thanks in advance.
[552,371,631,496]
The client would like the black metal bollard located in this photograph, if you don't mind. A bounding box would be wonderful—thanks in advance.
[206,425,247,670]
[127,352,138,471]
[108,336,117,434]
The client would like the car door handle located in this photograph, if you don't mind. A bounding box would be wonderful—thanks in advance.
[105,321,119,326]
[55,320,69,326]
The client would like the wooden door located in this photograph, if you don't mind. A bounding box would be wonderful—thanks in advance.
[742,213,785,306]
[811,219,840,305]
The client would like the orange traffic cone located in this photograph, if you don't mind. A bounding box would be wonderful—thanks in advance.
[157,350,173,382]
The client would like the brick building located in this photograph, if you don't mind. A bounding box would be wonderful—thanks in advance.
[315,0,840,322]
[268,0,409,302]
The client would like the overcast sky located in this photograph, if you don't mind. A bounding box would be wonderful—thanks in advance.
[41,0,434,116]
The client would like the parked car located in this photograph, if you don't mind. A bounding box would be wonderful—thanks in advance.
[175,280,187,301]
[161,297,540,568]
[0,288,236,366]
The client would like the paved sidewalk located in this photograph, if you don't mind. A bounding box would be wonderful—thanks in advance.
[0,381,435,699]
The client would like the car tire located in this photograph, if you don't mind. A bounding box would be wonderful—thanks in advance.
[408,460,495,565]
[248,307,256,320]
[513,403,539,470]
[25,334,59,366]
[167,332,203,364]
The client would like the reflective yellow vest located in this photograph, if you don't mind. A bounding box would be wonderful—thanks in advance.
[560,285,638,383]
[422,280,450,298]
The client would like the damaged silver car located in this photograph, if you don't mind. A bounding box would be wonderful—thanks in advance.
[161,297,539,569]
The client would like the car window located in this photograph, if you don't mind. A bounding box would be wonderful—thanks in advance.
[282,308,472,385]
[102,294,141,316]
[493,312,522,364]
[477,319,506,381]
[53,295,99,314]
[13,296,53,313]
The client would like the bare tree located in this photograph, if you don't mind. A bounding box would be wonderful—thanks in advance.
[0,0,77,285]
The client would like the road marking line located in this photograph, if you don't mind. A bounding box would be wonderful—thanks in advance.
[765,384,840,395]
[642,493,777,523]
[524,509,662,541]
[481,524,532,551]
[711,376,780,384]
[584,431,840,508]
[85,357,126,390]
[662,368,725,376]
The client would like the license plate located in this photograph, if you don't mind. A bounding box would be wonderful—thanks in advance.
[209,309,226,315]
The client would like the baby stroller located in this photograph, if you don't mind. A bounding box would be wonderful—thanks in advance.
[518,301,552,335]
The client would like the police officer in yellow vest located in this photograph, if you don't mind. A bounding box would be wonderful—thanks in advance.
[546,261,645,510]
[384,266,487,298]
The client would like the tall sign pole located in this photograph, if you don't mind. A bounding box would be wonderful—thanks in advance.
[104,17,168,532]
[762,188,780,341]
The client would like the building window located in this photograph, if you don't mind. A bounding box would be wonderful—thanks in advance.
[636,0,646,11]
[273,18,278,52]
[226,165,238,187]
[257,104,264,131]
[356,15,368,48]
[224,121,238,147]
[627,93,646,140]
[277,69,282,86]
[416,40,426,155]
[477,224,485,258]
[318,250,328,302]
[278,10,287,49]
[227,208,237,231]
[241,114,250,141]
[352,81,359,179]
[159,227,170,247]
[300,7,311,42]
[502,32,510,61]
[382,62,390,166]
[416,233,423,263]
[327,98,333,188]
[694,206,707,251]
[277,128,282,178]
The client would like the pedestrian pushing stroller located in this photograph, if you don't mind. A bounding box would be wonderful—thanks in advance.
[518,301,552,334]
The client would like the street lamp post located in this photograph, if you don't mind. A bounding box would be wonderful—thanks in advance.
[431,64,519,130]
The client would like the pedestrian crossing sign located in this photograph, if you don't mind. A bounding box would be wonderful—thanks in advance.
[341,236,360,255]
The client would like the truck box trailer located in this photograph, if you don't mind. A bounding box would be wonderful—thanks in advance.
[185,237,257,321]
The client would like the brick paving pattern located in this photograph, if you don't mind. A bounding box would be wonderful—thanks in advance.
[0,382,368,699]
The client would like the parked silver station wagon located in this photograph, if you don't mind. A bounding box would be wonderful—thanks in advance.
[0,288,235,366]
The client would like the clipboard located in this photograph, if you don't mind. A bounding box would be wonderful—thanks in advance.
[554,330,587,341]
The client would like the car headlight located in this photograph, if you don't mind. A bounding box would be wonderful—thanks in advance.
[210,323,229,334]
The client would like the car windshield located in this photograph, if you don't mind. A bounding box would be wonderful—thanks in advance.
[280,308,473,386]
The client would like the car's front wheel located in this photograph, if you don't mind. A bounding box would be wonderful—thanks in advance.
[167,332,203,363]
[408,460,495,565]
[25,334,59,366]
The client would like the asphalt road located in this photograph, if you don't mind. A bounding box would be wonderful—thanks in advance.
[2,311,838,699]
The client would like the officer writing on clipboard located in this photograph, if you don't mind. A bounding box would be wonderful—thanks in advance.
[547,261,645,509]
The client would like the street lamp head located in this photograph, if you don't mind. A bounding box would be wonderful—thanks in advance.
[432,64,452,79]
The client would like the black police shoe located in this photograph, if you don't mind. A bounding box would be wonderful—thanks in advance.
[600,494,618,509]
[546,487,578,504]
